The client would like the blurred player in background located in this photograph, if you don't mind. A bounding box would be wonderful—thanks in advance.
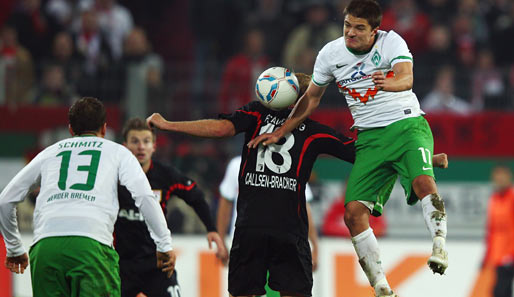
[483,165,514,297]
[217,155,319,297]
[0,97,175,296]
[115,118,228,297]
[147,72,448,297]
[248,1,449,296]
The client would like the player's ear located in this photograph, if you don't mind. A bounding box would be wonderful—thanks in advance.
[68,124,75,136]
[100,123,107,137]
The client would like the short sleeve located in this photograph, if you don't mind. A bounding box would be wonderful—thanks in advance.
[383,31,413,67]
[312,46,334,87]
[219,156,241,202]
[305,183,314,202]
[218,102,260,135]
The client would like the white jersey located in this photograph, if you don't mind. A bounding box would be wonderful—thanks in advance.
[219,156,313,238]
[312,30,423,130]
[0,135,172,257]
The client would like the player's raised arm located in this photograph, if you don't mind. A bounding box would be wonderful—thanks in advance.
[248,81,327,148]
[146,113,236,138]
[371,61,413,92]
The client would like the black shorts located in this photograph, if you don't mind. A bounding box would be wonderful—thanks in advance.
[228,227,313,297]
[119,256,181,297]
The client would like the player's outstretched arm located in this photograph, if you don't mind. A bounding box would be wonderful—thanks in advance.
[371,61,413,92]
[248,82,326,148]
[157,250,176,278]
[5,253,29,274]
[146,113,236,138]
[306,203,319,272]
[433,153,448,169]
[207,231,229,264]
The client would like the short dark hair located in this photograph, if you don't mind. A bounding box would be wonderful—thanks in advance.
[122,118,155,142]
[68,97,106,135]
[343,0,382,29]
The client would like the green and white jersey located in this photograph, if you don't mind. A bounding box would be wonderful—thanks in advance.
[312,30,423,130]
[0,136,172,257]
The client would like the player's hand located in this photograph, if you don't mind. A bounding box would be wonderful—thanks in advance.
[433,153,448,169]
[207,232,229,265]
[5,253,29,274]
[156,250,176,278]
[371,71,387,90]
[146,113,166,130]
[311,246,319,272]
[247,132,282,149]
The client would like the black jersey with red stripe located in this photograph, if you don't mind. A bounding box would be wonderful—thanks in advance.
[114,160,215,260]
[219,101,355,238]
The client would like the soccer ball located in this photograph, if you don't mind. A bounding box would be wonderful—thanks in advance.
[255,67,300,111]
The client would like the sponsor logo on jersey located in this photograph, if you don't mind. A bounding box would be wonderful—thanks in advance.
[351,63,367,78]
[118,209,145,221]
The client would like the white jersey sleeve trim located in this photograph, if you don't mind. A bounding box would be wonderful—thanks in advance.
[0,149,47,256]
[219,156,241,202]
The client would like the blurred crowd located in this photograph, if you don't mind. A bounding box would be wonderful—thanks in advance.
[0,0,513,116]
[2,0,514,233]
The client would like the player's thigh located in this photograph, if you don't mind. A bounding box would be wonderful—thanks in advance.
[119,258,147,297]
[393,122,435,204]
[229,228,270,296]
[143,269,181,297]
[29,238,70,297]
[267,234,312,297]
[346,147,397,216]
[67,237,120,297]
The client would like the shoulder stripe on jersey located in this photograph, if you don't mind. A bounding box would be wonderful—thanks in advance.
[236,109,262,177]
[296,133,355,177]
[312,77,330,87]
[161,182,197,209]
[390,56,413,64]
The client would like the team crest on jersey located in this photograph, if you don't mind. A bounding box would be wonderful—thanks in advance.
[372,50,381,67]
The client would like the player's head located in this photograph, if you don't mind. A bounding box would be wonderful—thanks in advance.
[295,73,311,98]
[68,97,106,137]
[343,0,381,52]
[122,118,156,167]
[491,164,512,192]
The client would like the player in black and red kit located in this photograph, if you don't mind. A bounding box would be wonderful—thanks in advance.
[146,73,448,297]
[114,118,228,297]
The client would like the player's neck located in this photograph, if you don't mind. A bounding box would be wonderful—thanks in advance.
[141,159,152,173]
[346,35,377,55]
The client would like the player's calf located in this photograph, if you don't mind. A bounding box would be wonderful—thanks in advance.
[421,193,448,275]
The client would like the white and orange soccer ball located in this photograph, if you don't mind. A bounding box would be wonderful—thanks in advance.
[255,67,300,110]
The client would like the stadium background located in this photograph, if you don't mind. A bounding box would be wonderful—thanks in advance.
[0,0,513,296]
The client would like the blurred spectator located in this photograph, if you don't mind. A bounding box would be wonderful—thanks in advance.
[381,0,431,54]
[422,66,472,115]
[34,64,76,106]
[73,9,117,101]
[471,49,507,110]
[282,3,341,69]
[7,0,60,60]
[246,0,294,64]
[218,28,269,113]
[484,0,514,65]
[420,0,456,24]
[414,24,458,98]
[122,27,165,119]
[79,0,134,60]
[0,26,35,107]
[42,31,81,84]
[322,196,387,238]
[45,0,77,28]
[482,165,514,297]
